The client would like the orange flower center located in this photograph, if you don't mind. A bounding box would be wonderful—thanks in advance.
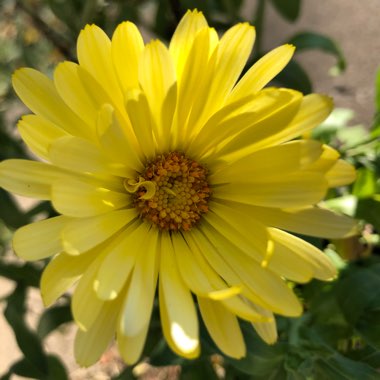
[134,152,211,231]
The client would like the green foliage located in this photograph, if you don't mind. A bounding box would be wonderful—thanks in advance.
[271,0,301,22]
[288,32,346,73]
[0,0,379,379]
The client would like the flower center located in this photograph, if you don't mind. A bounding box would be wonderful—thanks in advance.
[133,152,211,231]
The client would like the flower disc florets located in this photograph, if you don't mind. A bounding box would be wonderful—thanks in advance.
[134,152,211,231]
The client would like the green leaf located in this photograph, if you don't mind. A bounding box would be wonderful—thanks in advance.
[270,0,301,22]
[324,195,358,217]
[226,322,286,376]
[375,66,380,112]
[274,60,312,94]
[1,355,68,380]
[181,359,219,380]
[314,354,380,380]
[336,268,380,325]
[45,355,68,380]
[47,0,80,33]
[288,32,346,73]
[355,198,380,230]
[4,285,49,376]
[6,358,45,379]
[336,125,368,149]
[352,168,377,198]
[0,189,30,229]
[37,304,73,340]
[0,259,42,288]
[356,307,380,349]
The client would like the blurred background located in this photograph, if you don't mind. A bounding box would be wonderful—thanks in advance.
[0,1,380,379]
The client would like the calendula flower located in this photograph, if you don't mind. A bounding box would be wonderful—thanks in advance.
[0,10,356,366]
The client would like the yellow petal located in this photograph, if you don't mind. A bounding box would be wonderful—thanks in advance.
[119,226,159,337]
[54,61,98,132]
[252,319,278,345]
[139,40,176,148]
[74,296,121,367]
[49,135,130,178]
[267,237,314,283]
[211,88,303,160]
[215,172,327,208]
[94,222,141,301]
[234,204,358,239]
[13,216,69,261]
[159,280,199,360]
[77,24,124,111]
[41,250,96,306]
[229,44,295,103]
[242,301,277,344]
[257,94,333,149]
[125,90,156,160]
[206,23,255,111]
[169,9,208,77]
[206,203,268,261]
[0,159,66,199]
[198,297,246,359]
[174,27,217,146]
[96,103,142,174]
[12,68,91,138]
[187,93,255,157]
[18,115,68,161]
[62,208,137,255]
[326,159,356,187]
[51,178,129,217]
[210,140,323,184]
[209,202,314,283]
[112,21,144,92]
[159,233,199,358]
[172,233,240,300]
[201,223,303,317]
[270,228,337,280]
[117,319,150,365]
[183,232,268,322]
[306,145,340,173]
[72,254,105,331]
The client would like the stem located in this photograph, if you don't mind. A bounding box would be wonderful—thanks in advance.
[16,0,75,61]
[253,0,266,55]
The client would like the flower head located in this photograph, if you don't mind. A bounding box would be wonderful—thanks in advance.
[0,10,357,366]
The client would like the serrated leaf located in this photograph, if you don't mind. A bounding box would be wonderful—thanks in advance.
[37,304,73,340]
[271,0,301,22]
[288,32,346,72]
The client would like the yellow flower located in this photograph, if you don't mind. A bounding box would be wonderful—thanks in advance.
[0,10,356,366]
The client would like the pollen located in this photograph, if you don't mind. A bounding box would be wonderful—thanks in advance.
[134,152,211,231]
